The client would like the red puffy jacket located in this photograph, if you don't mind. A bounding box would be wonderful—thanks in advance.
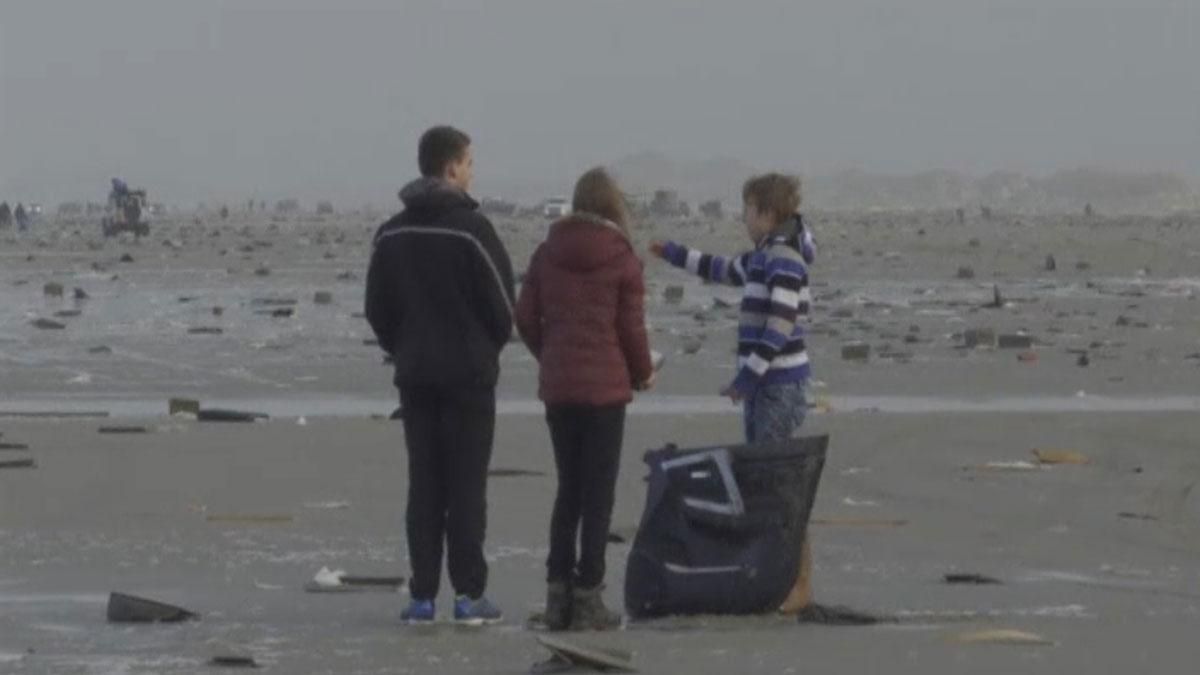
[516,213,654,406]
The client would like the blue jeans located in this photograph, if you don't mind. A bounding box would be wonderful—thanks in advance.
[744,380,808,444]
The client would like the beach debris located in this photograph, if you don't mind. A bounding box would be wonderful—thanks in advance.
[681,339,702,355]
[997,334,1033,350]
[953,628,1054,646]
[662,285,684,305]
[985,285,1004,309]
[963,328,996,349]
[974,460,1041,472]
[1075,261,1091,271]
[1077,353,1090,367]
[336,271,357,282]
[1117,512,1158,521]
[208,655,259,669]
[212,306,224,317]
[1017,351,1038,363]
[197,409,269,423]
[532,635,636,674]
[841,342,870,362]
[43,281,64,298]
[0,442,30,451]
[188,327,224,335]
[968,238,981,248]
[1032,449,1089,466]
[119,253,135,263]
[795,603,884,626]
[55,309,82,318]
[169,398,201,417]
[254,267,271,277]
[944,573,1002,585]
[1044,255,1057,272]
[313,291,333,305]
[206,514,293,524]
[0,458,36,470]
[74,287,90,300]
[956,266,976,280]
[251,297,298,307]
[106,592,198,623]
[489,467,547,478]
[304,567,405,593]
[98,426,149,434]
[31,318,66,330]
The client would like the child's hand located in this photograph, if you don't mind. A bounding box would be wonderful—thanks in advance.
[648,241,667,258]
[635,371,657,392]
[720,383,744,404]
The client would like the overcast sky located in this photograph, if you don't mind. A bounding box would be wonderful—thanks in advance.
[2,0,1197,206]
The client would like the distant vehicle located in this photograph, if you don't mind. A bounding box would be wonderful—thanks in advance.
[543,197,570,219]
[102,178,150,238]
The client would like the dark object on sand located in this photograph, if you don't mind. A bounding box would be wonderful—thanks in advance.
[0,442,30,451]
[74,287,90,300]
[188,327,224,335]
[985,285,1004,309]
[254,307,293,318]
[488,467,547,478]
[44,282,64,297]
[169,398,201,416]
[209,655,259,668]
[98,426,148,434]
[963,328,997,349]
[1117,511,1158,521]
[997,334,1033,350]
[89,345,113,355]
[314,291,333,305]
[0,458,36,469]
[1077,353,1090,367]
[304,575,406,593]
[55,309,82,318]
[795,603,883,626]
[662,285,684,305]
[1045,255,1057,272]
[106,592,198,623]
[624,436,827,618]
[31,318,66,330]
[944,573,1002,585]
[956,266,975,280]
[532,635,636,674]
[841,343,870,362]
[197,409,269,423]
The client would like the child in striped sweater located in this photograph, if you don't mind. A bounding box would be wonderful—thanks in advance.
[651,173,814,442]
[651,173,818,614]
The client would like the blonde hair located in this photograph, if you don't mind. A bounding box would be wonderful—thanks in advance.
[572,167,630,234]
[742,173,801,225]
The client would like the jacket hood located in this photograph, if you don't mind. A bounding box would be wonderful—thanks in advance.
[398,177,479,212]
[543,212,632,272]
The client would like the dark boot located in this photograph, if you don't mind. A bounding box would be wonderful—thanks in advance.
[544,582,572,631]
[570,586,621,631]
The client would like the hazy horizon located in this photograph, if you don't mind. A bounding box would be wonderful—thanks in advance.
[2,0,1198,208]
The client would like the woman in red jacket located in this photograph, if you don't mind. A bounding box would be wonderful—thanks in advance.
[516,167,655,631]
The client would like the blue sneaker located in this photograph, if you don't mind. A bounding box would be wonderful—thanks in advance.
[401,598,435,624]
[453,595,503,625]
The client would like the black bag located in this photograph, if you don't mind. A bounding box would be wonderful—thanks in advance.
[624,435,828,618]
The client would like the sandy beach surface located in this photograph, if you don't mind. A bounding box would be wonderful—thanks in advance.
[2,211,1199,673]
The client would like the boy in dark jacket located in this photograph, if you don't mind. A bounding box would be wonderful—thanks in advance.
[365,126,516,624]
[516,168,655,630]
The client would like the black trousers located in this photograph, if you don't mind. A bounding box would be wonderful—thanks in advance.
[399,384,496,600]
[545,404,626,589]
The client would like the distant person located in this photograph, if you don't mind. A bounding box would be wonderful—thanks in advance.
[0,202,11,229]
[515,168,655,631]
[365,126,515,625]
[14,203,29,232]
[650,173,817,614]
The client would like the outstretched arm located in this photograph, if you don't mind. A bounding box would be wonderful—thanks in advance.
[651,240,751,287]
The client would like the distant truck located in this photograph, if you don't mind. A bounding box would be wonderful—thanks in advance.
[102,178,150,238]
[542,197,570,219]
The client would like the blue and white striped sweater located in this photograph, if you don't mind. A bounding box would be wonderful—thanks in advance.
[661,227,812,396]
